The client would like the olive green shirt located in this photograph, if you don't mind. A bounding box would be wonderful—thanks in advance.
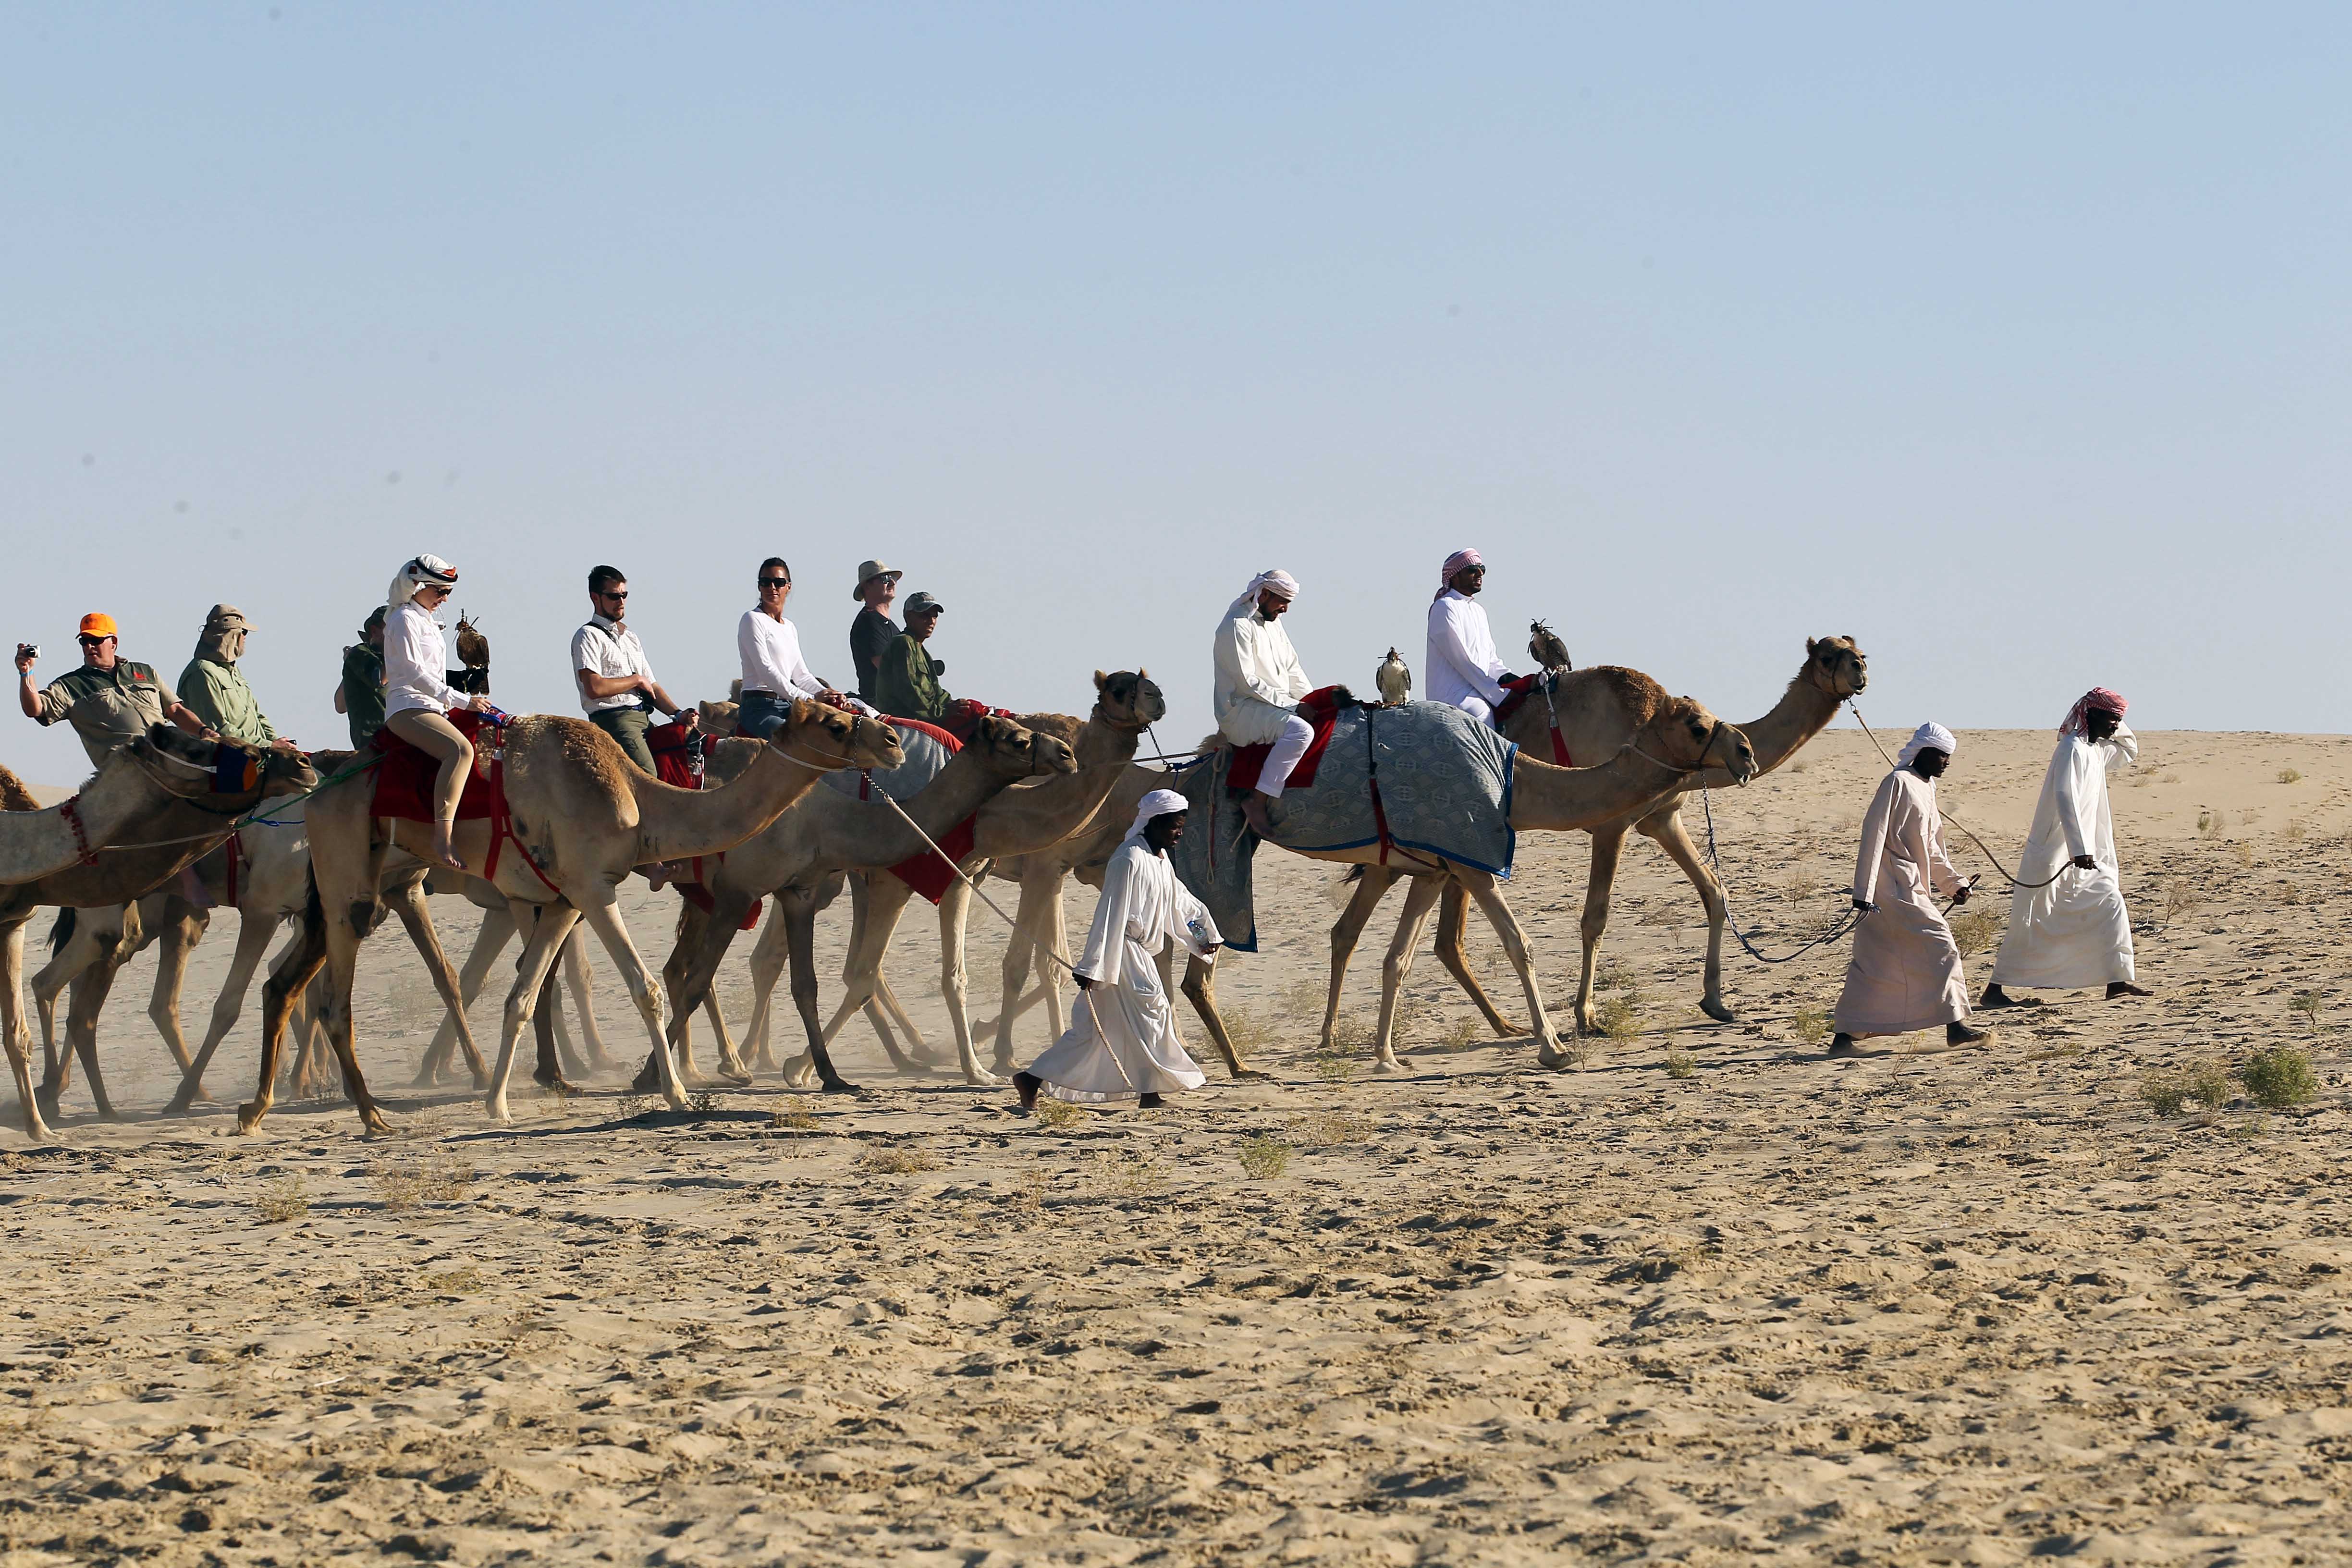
[177,657,278,747]
[872,633,952,723]
[342,643,388,748]
[35,659,169,767]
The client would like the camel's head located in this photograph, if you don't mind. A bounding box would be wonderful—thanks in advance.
[1092,669,1167,732]
[786,698,904,774]
[970,713,1079,779]
[130,726,319,800]
[1639,698,1757,785]
[1802,636,1868,699]
[698,697,741,735]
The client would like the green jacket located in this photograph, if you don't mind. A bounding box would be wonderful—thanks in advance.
[342,643,388,748]
[872,633,951,723]
[177,657,278,746]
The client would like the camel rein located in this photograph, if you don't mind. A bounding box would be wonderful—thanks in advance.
[79,750,387,854]
[862,784,1082,978]
[1843,701,2070,892]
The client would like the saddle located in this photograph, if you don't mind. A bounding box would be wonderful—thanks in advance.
[1222,685,1353,794]
[368,710,499,821]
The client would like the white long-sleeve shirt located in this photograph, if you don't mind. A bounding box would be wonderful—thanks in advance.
[737,609,826,700]
[1212,608,1311,742]
[383,600,464,719]
[1425,589,1509,710]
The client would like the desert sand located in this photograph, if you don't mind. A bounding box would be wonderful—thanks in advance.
[5,726,2351,1565]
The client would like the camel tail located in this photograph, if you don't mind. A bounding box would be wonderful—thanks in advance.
[47,907,75,953]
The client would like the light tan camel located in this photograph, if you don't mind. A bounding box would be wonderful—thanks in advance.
[655,714,1078,1094]
[0,735,318,1139]
[1323,637,1868,1040]
[0,732,257,884]
[240,698,903,1133]
[761,671,1165,1086]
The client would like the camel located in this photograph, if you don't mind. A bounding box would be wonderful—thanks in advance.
[410,875,613,1088]
[238,698,904,1134]
[655,713,1079,1094]
[756,670,1165,1087]
[0,735,318,1139]
[0,732,265,885]
[1323,637,1868,1040]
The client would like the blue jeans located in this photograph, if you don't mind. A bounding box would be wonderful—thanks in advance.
[737,689,791,739]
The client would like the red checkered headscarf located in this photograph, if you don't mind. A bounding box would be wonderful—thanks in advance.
[2060,687,2127,737]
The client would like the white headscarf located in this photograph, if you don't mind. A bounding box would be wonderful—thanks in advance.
[388,553,459,609]
[1896,721,1958,768]
[1121,787,1190,851]
[1222,569,1299,623]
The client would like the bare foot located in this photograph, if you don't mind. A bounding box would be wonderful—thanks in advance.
[429,831,468,875]
[2107,981,2152,998]
[1240,791,1275,838]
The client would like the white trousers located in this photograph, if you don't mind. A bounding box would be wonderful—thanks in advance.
[1259,714,1315,797]
[1456,695,1496,727]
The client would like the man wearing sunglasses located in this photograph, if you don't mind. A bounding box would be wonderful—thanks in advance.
[573,564,692,776]
[735,557,857,739]
[16,612,216,768]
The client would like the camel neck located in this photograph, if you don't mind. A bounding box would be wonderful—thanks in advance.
[626,735,837,863]
[1695,675,1843,790]
[975,710,1140,854]
[1507,745,1690,833]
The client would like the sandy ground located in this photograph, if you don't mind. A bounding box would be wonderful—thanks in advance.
[5,727,2352,1565]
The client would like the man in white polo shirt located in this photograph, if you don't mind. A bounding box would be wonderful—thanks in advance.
[573,564,694,775]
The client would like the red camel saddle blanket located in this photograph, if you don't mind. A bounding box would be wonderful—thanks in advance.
[646,720,703,791]
[1223,686,1351,794]
[1494,674,1572,765]
[368,710,502,822]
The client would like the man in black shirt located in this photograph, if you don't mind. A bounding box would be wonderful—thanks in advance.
[848,558,903,704]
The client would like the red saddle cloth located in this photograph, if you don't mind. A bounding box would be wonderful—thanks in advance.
[938,699,1015,747]
[1224,686,1350,794]
[645,719,703,790]
[368,710,500,821]
[867,715,974,906]
[1493,675,1573,766]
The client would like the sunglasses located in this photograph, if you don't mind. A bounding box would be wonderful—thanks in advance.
[76,635,110,647]
[759,577,791,589]
[597,588,629,600]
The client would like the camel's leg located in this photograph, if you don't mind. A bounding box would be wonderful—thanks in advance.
[783,888,861,1094]
[873,973,931,1066]
[486,902,584,1122]
[1639,808,1734,1024]
[548,966,588,1080]
[1452,873,1569,1068]
[1371,876,1447,1072]
[1042,888,1070,1042]
[1322,868,1400,1051]
[291,981,343,1101]
[165,912,286,1114]
[386,877,491,1088]
[1430,881,1518,1037]
[701,988,747,1079]
[935,880,1000,1086]
[817,874,928,1072]
[531,956,569,1091]
[991,863,1068,1074]
[1176,952,1264,1080]
[561,890,681,1113]
[561,925,613,1070]
[308,891,393,1134]
[238,893,336,1134]
[418,904,514,1086]
[0,923,50,1141]
[59,933,143,1123]
[743,901,791,1078]
[33,905,125,1095]
[1572,823,1633,1035]
[146,904,210,1080]
[646,899,723,1088]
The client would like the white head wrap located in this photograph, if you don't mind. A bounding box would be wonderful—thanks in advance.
[388,553,459,609]
[1222,569,1299,623]
[1896,722,1958,768]
[1122,787,1190,850]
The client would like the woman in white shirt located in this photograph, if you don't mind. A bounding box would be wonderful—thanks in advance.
[381,553,493,873]
[735,556,851,738]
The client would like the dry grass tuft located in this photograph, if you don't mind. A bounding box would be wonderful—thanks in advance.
[1277,978,1327,1020]
[2141,1059,2234,1117]
[1032,1097,1085,1131]
[2161,882,2205,926]
[253,1176,309,1225]
[418,1265,486,1295]
[1289,1108,1369,1147]
[2278,768,2303,785]
[1089,1149,1164,1195]
[1237,1134,1293,1179]
[2196,811,2220,838]
[2242,1046,2319,1109]
[2230,840,2255,869]
[2282,818,2309,843]
[1591,995,1641,1041]
[1437,1014,1485,1051]
[1950,906,2005,957]
[1219,1003,1283,1057]
[861,1143,942,1175]
[371,1152,476,1212]
[689,1091,723,1115]
[1789,1005,1832,1050]
[1664,1051,1698,1080]
[769,1096,821,1136]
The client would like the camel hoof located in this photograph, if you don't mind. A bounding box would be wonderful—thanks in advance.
[962,1066,1006,1088]
[486,1099,512,1123]
[234,1104,267,1134]
[715,1068,754,1088]
[1536,1042,1583,1071]
[1373,1056,1404,1074]
[1700,997,1736,1024]
[819,1078,866,1097]
[1230,1068,1275,1083]
[533,1072,576,1095]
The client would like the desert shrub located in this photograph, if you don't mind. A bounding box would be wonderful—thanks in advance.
[861,1143,941,1175]
[1219,1003,1282,1056]
[1289,1109,1369,1147]
[1277,978,1327,1020]
[2290,991,2325,1031]
[2196,811,2219,838]
[772,1096,819,1133]
[2230,841,2255,869]
[253,1177,309,1225]
[2162,883,2205,926]
[1950,906,2005,957]
[2282,818,2309,842]
[1789,1006,1831,1049]
[2278,768,2303,785]
[371,1152,475,1212]
[2242,1047,2319,1109]
[689,1091,722,1115]
[2141,1059,2234,1117]
[1438,1014,1484,1051]
[1237,1134,1293,1179]
[1033,1098,1085,1130]
[1312,1050,1360,1082]
[1664,1051,1698,1080]
[1591,995,1641,1041]
[418,1265,485,1295]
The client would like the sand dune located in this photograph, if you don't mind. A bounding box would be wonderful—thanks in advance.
[5,728,2349,1563]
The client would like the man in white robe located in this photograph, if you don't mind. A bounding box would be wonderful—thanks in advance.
[1830,723,1991,1056]
[1982,688,2149,1008]
[1426,547,1518,724]
[1213,569,1313,837]
[1014,791,1223,1111]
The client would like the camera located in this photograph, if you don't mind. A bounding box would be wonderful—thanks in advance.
[14,644,35,662]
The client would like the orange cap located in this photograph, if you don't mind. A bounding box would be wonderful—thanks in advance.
[77,612,118,639]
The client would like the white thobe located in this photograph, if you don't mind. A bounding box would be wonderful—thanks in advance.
[1835,768,1971,1036]
[1426,589,1509,718]
[1025,841,1222,1102]
[383,600,464,719]
[1990,725,2138,990]
[1213,609,1311,746]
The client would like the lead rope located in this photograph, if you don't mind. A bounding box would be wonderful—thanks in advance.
[865,783,1081,977]
[1694,784,1862,964]
[1843,700,2069,892]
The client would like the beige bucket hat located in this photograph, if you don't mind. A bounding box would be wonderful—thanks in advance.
[852,559,903,600]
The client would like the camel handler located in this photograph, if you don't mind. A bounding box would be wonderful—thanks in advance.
[572,564,694,776]
[1982,688,2151,1009]
[1013,790,1222,1114]
[848,559,902,705]
[737,556,863,739]
[1213,569,1312,838]
[1829,722,1990,1057]
[1426,547,1519,724]
[872,591,954,726]
[177,604,297,751]
[15,612,217,768]
[334,605,389,748]
[383,554,494,875]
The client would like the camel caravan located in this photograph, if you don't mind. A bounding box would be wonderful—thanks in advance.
[3,543,2150,1140]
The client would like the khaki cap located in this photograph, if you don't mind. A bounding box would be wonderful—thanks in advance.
[852,559,903,600]
[203,603,255,632]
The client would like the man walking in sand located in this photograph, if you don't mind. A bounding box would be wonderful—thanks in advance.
[1014,790,1223,1113]
[1980,688,2151,1010]
[1829,722,1990,1057]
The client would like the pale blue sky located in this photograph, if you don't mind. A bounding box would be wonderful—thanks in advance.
[7,4,2347,782]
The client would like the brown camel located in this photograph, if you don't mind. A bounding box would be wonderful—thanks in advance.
[765,671,1165,1086]
[1324,637,1868,1041]
[241,698,903,1134]
[0,732,260,884]
[0,735,318,1139]
[655,714,1078,1094]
